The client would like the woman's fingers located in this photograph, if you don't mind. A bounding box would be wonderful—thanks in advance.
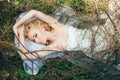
[18,24,25,40]
[13,24,19,37]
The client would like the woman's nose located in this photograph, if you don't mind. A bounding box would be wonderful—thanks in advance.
[34,38,41,44]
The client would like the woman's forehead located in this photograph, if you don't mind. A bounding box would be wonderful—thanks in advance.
[30,28,40,33]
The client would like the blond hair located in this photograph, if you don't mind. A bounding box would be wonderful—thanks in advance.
[24,20,53,38]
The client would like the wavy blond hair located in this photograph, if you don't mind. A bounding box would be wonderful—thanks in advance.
[24,20,53,39]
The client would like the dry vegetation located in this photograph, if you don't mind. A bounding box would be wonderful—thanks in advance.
[0,0,120,80]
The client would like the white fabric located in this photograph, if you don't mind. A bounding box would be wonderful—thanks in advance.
[67,26,109,56]
[67,26,91,51]
[23,59,43,75]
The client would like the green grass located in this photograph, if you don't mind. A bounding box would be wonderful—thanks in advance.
[4,57,98,80]
[0,0,110,80]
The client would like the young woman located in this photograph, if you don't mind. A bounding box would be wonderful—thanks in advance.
[14,9,69,60]
[14,6,80,75]
[13,7,120,60]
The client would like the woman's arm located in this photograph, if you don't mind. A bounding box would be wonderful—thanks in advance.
[21,44,64,60]
[17,25,28,55]
[13,10,63,37]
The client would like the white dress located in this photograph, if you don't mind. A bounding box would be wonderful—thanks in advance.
[67,26,111,59]
[67,26,108,50]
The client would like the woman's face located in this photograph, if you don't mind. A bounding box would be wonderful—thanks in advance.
[27,26,57,45]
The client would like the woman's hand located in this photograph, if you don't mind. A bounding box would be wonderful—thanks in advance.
[21,43,64,60]
[13,24,19,37]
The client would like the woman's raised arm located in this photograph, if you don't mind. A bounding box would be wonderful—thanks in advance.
[13,10,63,37]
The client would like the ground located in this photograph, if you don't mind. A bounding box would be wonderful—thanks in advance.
[0,0,119,80]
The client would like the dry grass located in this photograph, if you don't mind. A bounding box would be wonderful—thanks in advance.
[84,0,109,12]
[0,0,120,80]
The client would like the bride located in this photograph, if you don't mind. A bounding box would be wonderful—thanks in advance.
[13,2,120,75]
[14,10,120,59]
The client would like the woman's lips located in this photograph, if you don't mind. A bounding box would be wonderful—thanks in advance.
[45,40,50,46]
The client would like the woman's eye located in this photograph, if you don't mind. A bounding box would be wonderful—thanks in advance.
[28,26,30,29]
[35,34,37,38]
